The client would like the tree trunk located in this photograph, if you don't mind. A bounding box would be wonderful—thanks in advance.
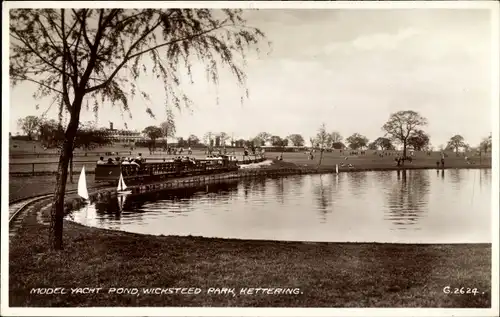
[318,148,324,168]
[402,142,407,166]
[69,152,74,183]
[49,140,73,250]
[49,96,83,251]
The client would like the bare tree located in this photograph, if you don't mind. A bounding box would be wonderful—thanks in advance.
[346,133,369,150]
[382,110,428,163]
[254,132,271,146]
[329,131,343,143]
[446,135,466,154]
[219,132,230,147]
[17,115,42,140]
[314,123,332,167]
[10,9,267,250]
[287,134,305,147]
[160,109,176,149]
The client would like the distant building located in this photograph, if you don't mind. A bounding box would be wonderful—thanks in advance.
[103,122,145,143]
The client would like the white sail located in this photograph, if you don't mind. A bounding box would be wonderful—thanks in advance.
[335,164,339,174]
[78,166,89,200]
[117,173,128,192]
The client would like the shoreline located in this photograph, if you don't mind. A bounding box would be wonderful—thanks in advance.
[9,161,492,177]
[67,220,493,246]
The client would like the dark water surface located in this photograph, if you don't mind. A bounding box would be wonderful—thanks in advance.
[68,169,492,243]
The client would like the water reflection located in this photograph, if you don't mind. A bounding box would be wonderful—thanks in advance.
[289,174,305,190]
[241,178,252,200]
[100,181,239,221]
[271,176,286,205]
[346,171,368,198]
[68,169,492,244]
[314,175,334,221]
[385,170,430,229]
[449,169,462,190]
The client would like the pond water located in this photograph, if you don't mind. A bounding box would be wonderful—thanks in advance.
[68,169,492,244]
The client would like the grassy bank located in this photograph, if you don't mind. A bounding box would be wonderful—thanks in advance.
[9,206,491,308]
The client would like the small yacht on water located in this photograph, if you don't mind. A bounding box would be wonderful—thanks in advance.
[78,166,89,200]
[117,173,132,195]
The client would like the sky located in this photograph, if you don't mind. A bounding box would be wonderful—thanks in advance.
[8,8,494,148]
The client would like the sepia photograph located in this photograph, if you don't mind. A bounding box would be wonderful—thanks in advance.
[2,1,499,316]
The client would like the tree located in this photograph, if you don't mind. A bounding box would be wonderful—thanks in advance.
[235,138,246,148]
[329,131,343,143]
[218,132,230,147]
[254,132,271,146]
[187,134,200,147]
[313,123,331,167]
[38,119,111,182]
[368,142,378,150]
[10,8,266,250]
[270,135,288,150]
[143,126,163,153]
[177,137,188,148]
[382,110,428,161]
[479,133,492,153]
[446,135,466,153]
[371,137,395,151]
[407,130,430,151]
[346,133,369,150]
[38,119,65,148]
[270,135,283,147]
[478,133,492,164]
[160,109,176,148]
[17,115,42,140]
[331,142,346,150]
[287,134,305,147]
[203,132,214,147]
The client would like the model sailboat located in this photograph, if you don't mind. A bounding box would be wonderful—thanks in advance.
[117,173,132,195]
[78,166,89,200]
[335,164,339,174]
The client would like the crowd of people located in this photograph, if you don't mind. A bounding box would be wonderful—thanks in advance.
[96,151,241,167]
[97,153,145,166]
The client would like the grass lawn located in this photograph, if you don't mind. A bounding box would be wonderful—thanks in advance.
[9,206,491,308]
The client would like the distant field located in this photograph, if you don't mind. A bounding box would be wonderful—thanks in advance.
[9,139,491,174]
[279,151,491,170]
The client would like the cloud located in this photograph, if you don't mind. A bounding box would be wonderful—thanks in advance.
[350,28,421,51]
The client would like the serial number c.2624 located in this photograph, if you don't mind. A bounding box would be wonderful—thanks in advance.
[443,286,482,296]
